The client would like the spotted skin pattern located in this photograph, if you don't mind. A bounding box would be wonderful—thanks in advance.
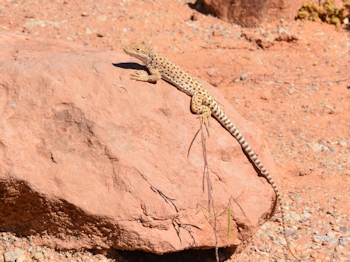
[123,42,298,260]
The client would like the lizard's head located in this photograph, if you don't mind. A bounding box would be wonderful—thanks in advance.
[123,42,152,64]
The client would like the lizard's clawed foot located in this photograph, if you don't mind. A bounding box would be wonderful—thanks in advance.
[130,71,149,82]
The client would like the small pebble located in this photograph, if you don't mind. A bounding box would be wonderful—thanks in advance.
[15,254,26,262]
[335,245,347,254]
[3,248,25,262]
[313,235,331,243]
[303,211,312,218]
[339,226,347,233]
[339,141,347,147]
[339,237,347,246]
[34,252,43,260]
[205,67,217,77]
[277,27,286,34]
[85,27,92,35]
[240,73,248,81]
[326,231,337,238]
[290,212,301,221]
[95,15,107,22]
[329,238,338,245]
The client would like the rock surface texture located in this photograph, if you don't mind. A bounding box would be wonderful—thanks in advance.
[0,32,279,254]
[201,0,306,27]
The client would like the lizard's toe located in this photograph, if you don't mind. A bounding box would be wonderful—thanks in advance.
[130,71,148,81]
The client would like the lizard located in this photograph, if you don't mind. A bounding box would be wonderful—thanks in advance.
[123,42,299,260]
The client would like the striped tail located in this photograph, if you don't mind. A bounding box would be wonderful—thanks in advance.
[209,101,298,260]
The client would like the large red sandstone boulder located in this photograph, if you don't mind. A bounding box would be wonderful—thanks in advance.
[0,32,279,254]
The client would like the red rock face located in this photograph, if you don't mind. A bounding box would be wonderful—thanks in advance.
[201,0,307,27]
[0,32,277,254]
[202,0,269,27]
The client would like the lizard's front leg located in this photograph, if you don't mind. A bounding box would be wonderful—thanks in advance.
[191,92,212,135]
[131,67,162,83]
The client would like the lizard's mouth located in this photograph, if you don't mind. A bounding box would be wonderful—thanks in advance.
[123,46,131,54]
[123,47,140,60]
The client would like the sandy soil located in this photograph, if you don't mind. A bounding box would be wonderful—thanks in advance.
[0,0,349,261]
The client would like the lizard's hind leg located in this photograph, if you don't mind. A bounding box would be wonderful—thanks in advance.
[191,92,212,136]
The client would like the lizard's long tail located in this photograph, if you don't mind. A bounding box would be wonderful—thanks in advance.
[209,101,299,260]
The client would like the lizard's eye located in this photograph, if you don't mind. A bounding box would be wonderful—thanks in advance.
[136,48,140,51]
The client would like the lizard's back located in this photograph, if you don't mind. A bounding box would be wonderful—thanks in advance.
[149,53,205,97]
